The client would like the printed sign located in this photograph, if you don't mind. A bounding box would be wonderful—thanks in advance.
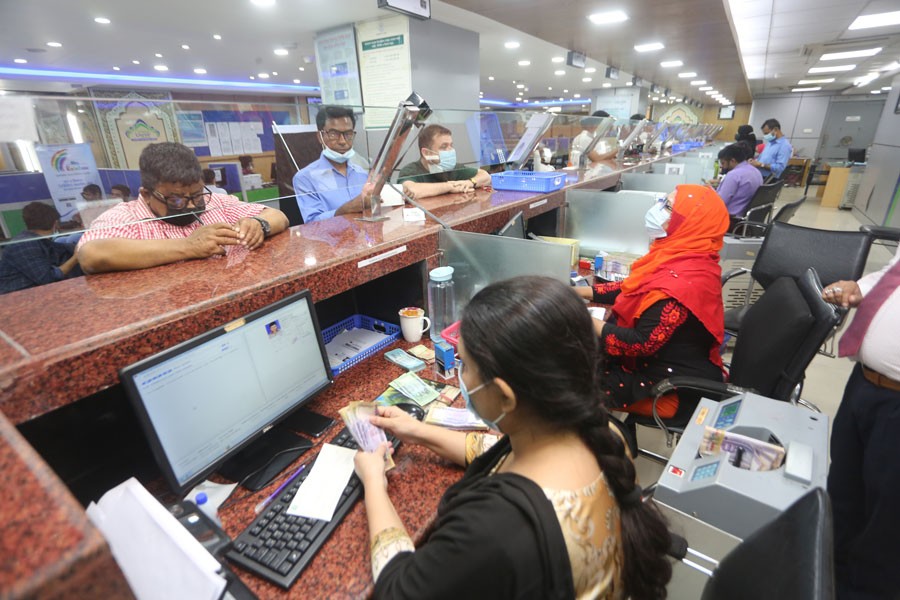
[35,143,103,221]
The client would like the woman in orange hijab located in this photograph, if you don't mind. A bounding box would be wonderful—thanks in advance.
[576,184,730,422]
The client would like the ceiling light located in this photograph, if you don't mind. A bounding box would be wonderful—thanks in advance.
[634,42,664,52]
[94,17,110,24]
[879,61,900,71]
[547,86,552,91]
[849,11,900,30]
[132,60,140,64]
[257,72,269,79]
[660,60,683,68]
[213,34,222,40]
[690,80,706,86]
[585,67,596,73]
[249,76,255,79]
[587,10,628,25]
[699,86,713,90]
[602,82,611,88]
[808,64,855,73]
[554,70,565,75]
[504,41,520,49]
[854,72,879,86]
[112,66,120,71]
[272,71,278,75]
[573,93,581,98]
[518,60,531,66]
[46,42,62,48]
[155,53,163,58]
[678,72,697,78]
[250,0,276,6]
[298,67,305,71]
[294,79,301,83]
[791,87,821,92]
[652,96,659,101]
[582,77,592,82]
[563,89,568,92]
[516,83,525,88]
[488,75,494,80]
[883,86,893,91]
[871,90,882,94]
[705,90,718,95]
[626,81,633,86]
[13,59,27,64]
[194,68,207,74]
[551,56,564,63]
[154,65,168,71]
[181,44,190,50]
[559,97,564,101]
[798,78,835,84]
[821,47,882,61]
[274,48,289,56]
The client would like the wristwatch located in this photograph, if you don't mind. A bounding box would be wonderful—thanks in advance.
[251,216,271,236]
[470,177,478,188]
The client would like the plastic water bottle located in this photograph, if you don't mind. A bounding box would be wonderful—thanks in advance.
[428,266,456,344]
[194,492,222,527]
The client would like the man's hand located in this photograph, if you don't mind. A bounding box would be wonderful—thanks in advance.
[185,223,242,258]
[823,280,863,308]
[748,158,763,168]
[235,218,266,249]
[447,180,473,194]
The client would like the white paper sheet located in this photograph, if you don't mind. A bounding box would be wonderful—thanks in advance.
[324,327,390,368]
[380,183,405,206]
[286,444,356,521]
[86,478,226,600]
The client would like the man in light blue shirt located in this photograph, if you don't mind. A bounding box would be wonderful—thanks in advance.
[749,118,792,180]
[293,106,371,223]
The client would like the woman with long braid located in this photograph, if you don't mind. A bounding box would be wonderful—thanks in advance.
[355,276,672,599]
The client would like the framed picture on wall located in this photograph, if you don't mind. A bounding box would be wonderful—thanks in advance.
[718,105,736,120]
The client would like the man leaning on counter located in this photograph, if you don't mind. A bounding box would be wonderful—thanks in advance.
[77,142,289,274]
[398,124,491,200]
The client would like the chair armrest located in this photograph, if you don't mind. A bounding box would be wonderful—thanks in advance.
[651,376,754,401]
[745,202,774,222]
[859,225,900,242]
[721,267,750,285]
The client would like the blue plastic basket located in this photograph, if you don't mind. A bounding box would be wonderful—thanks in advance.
[491,170,566,193]
[322,314,401,376]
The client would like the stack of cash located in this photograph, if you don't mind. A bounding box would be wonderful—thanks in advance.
[700,426,785,471]
[338,401,395,468]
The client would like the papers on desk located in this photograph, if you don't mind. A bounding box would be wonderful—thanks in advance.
[425,405,489,430]
[287,444,357,521]
[86,477,227,600]
[325,327,391,369]
[380,183,405,207]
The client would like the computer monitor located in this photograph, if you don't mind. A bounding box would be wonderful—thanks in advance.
[847,147,866,164]
[120,290,333,495]
[213,167,227,187]
[497,210,526,239]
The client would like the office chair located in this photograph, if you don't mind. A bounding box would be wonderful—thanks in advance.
[635,268,840,451]
[670,488,834,600]
[730,180,784,237]
[722,221,872,335]
[731,195,806,238]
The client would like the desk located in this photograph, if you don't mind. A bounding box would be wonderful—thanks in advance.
[821,166,851,208]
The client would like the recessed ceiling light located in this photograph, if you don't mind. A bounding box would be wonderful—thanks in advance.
[251,0,276,6]
[293,79,301,84]
[798,78,835,85]
[792,87,822,92]
[155,53,163,58]
[516,83,525,88]
[574,93,581,98]
[582,77,592,82]
[298,67,305,71]
[660,60,683,68]
[587,10,628,25]
[563,89,568,93]
[488,76,494,80]
[274,48,289,56]
[518,60,531,66]
[690,80,707,85]
[554,70,565,75]
[132,60,140,64]
[705,90,718,95]
[821,47,882,61]
[548,86,552,91]
[272,71,278,75]
[559,97,564,101]
[181,44,190,50]
[94,17,111,24]
[585,67,596,73]
[849,11,900,30]
[249,75,255,79]
[602,82,611,88]
[257,72,270,79]
[626,81,633,86]
[154,65,168,71]
[213,34,222,40]
[112,66,120,71]
[46,42,62,48]
[13,58,27,64]
[652,96,659,101]
[504,41,520,49]
[699,86,713,90]
[809,64,855,73]
[193,68,207,74]
[871,90,882,94]
[879,61,900,71]
[883,86,893,91]
[678,72,697,78]
[551,56,564,63]
[634,42,664,52]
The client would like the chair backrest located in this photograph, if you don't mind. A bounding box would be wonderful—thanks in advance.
[746,180,784,214]
[701,488,834,600]
[751,221,873,290]
[728,269,840,400]
[771,196,807,224]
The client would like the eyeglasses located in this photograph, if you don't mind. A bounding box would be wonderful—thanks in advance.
[658,197,674,212]
[148,187,211,210]
[321,129,356,142]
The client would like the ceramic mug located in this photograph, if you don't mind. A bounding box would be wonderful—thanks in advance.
[398,307,431,343]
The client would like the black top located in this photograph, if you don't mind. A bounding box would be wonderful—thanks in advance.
[374,437,576,600]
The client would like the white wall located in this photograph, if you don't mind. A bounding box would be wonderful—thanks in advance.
[854,73,900,227]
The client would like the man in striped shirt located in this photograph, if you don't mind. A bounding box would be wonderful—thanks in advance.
[77,143,288,273]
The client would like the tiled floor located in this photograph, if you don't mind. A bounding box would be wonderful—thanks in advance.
[637,184,897,597]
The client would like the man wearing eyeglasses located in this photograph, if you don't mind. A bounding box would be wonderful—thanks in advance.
[293,106,373,223]
[77,142,288,274]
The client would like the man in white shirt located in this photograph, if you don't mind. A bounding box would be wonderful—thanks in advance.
[823,249,900,599]
[202,168,228,196]
[570,111,617,167]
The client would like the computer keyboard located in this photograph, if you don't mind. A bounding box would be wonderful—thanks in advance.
[225,427,397,589]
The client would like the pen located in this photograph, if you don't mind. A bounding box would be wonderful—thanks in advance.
[254,463,307,514]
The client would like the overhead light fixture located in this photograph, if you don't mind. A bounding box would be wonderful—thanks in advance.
[250,0,276,6]
[547,86,552,90]
[194,68,207,74]
[112,66,120,71]
[46,42,62,48]
[298,67,305,71]
[585,67,596,73]
[879,62,900,71]
[797,78,835,84]
[791,87,821,92]
[652,96,659,101]
[155,53,163,58]
[213,34,222,40]
[504,41,520,49]
[257,72,270,79]
[808,64,855,73]
[587,10,628,25]
[94,17,111,24]
[582,77,592,82]
[699,86,713,90]
[551,56,564,63]
[690,80,707,85]
[181,44,190,50]
[634,42,664,52]
[274,48,289,56]
[871,90,882,94]
[705,90,718,95]
[132,60,140,64]
[848,11,900,30]
[660,60,683,68]
[626,81,633,86]
[518,60,531,66]
[488,75,495,80]
[554,70,565,75]
[883,86,893,91]
[854,72,879,86]
[821,47,882,61]
[563,89,568,92]
[154,65,168,71]
[573,93,581,98]
[294,79,301,84]
[678,72,697,78]
[13,59,27,64]
[602,82,611,88]
[272,71,278,75]
[516,83,525,88]
[249,76,255,79]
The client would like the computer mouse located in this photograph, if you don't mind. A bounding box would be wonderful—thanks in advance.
[395,402,426,421]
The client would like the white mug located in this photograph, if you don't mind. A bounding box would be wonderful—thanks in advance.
[398,307,431,343]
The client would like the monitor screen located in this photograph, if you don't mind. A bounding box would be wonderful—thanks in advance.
[847,148,866,164]
[213,167,227,187]
[120,290,332,494]
[497,211,526,239]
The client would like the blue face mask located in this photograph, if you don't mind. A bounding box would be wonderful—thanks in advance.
[323,146,356,164]
[763,132,775,143]
[459,362,505,430]
[644,201,670,239]
[426,149,457,173]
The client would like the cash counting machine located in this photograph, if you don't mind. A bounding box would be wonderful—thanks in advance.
[653,392,828,539]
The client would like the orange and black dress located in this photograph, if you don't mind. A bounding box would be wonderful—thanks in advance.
[592,185,730,423]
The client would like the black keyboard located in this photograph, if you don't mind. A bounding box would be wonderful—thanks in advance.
[226,427,396,589]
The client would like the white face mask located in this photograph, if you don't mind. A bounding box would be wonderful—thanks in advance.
[322,146,356,164]
[644,201,670,239]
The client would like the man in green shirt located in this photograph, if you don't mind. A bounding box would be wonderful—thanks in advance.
[397,124,491,199]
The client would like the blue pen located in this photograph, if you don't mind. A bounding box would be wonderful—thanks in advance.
[254,463,307,514]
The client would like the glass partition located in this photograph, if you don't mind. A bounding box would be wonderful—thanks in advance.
[564,189,659,257]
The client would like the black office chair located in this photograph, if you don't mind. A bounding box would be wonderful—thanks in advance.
[730,180,784,236]
[722,221,872,335]
[638,268,841,449]
[732,195,807,238]
[691,488,834,600]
